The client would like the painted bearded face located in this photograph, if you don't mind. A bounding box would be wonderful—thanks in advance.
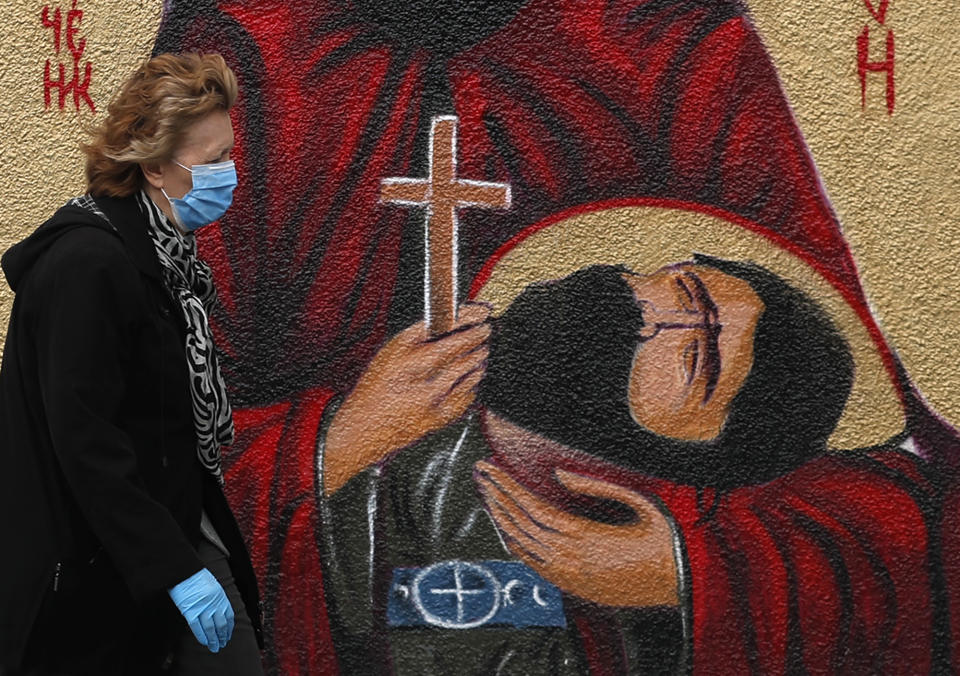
[622,263,763,442]
[479,259,852,487]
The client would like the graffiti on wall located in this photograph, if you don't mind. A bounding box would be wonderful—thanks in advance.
[40,0,94,112]
[857,0,895,113]
[151,1,958,673]
[0,0,932,673]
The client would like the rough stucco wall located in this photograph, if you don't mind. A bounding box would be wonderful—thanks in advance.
[0,1,162,324]
[0,1,956,426]
[747,0,960,434]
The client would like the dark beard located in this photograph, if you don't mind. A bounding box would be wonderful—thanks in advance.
[478,264,735,487]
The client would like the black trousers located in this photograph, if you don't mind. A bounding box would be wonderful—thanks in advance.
[13,540,263,676]
[168,539,264,676]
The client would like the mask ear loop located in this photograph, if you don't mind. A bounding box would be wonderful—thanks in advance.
[158,160,195,229]
[159,187,183,229]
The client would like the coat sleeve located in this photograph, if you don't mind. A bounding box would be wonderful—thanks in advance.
[658,450,946,675]
[34,229,202,600]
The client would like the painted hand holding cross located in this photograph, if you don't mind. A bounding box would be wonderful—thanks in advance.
[324,117,510,495]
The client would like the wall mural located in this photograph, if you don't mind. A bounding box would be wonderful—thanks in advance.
[2,0,958,674]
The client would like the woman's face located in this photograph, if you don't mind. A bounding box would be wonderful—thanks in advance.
[163,109,235,201]
[141,109,234,228]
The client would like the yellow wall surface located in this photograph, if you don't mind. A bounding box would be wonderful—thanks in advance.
[748,0,960,429]
[0,0,162,322]
[0,0,957,427]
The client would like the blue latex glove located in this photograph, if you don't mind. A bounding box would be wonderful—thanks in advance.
[168,568,235,653]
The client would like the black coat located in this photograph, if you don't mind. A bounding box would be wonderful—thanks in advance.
[0,194,262,671]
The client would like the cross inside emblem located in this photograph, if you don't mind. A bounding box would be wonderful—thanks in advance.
[388,560,566,629]
[417,561,500,628]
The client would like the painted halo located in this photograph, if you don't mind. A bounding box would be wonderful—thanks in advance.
[470,199,905,450]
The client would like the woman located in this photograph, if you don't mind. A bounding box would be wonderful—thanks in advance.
[0,54,264,675]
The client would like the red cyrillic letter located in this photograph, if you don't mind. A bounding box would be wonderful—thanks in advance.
[857,24,895,114]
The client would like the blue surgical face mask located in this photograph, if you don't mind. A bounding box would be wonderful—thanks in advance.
[161,160,237,232]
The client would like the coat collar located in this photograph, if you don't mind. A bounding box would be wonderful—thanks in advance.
[91,194,164,282]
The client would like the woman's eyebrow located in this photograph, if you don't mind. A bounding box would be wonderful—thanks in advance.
[212,143,234,160]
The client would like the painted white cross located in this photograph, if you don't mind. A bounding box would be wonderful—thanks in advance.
[429,562,488,623]
[380,116,511,335]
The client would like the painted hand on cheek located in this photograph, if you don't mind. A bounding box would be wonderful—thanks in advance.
[475,460,679,608]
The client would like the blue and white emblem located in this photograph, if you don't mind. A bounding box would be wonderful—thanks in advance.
[388,560,566,629]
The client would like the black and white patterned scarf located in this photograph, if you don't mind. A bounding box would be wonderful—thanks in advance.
[133,190,234,482]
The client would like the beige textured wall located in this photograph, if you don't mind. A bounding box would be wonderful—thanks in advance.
[747,0,960,427]
[0,1,957,426]
[0,1,162,314]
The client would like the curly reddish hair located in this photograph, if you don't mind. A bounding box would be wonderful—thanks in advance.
[82,52,237,197]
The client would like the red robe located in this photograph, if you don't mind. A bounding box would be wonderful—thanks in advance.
[490,438,949,674]
[155,0,956,672]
